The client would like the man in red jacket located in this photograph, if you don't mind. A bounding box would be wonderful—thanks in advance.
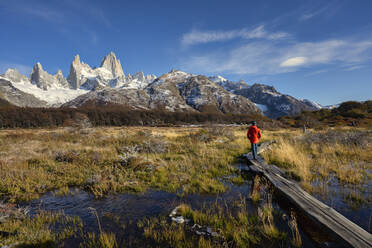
[247,121,262,160]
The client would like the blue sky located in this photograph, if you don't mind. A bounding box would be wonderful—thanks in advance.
[0,0,371,105]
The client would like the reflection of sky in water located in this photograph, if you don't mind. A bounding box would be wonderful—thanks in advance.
[311,172,372,233]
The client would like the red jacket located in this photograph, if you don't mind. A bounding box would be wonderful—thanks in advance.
[247,125,261,144]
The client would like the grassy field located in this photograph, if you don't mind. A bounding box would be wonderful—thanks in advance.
[0,125,370,247]
[0,126,251,203]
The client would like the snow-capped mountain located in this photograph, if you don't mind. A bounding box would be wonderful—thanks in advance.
[232,83,322,118]
[67,52,156,90]
[207,76,323,118]
[0,52,322,118]
[0,52,156,107]
[63,69,262,115]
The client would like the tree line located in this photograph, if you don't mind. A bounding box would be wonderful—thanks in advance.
[0,105,268,129]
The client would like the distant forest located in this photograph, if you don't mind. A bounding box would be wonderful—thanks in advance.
[0,102,266,128]
[0,99,370,129]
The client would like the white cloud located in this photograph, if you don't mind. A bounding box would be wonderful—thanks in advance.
[280,57,307,67]
[179,38,372,75]
[181,25,289,46]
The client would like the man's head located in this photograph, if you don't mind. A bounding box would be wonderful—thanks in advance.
[251,121,257,126]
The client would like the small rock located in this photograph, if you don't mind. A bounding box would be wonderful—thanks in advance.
[169,206,181,217]
[282,213,288,221]
[192,224,202,229]
[196,230,206,235]
[171,216,185,224]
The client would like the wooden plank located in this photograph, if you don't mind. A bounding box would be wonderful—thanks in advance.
[245,153,372,248]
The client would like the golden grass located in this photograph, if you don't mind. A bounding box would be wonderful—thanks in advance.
[261,127,372,192]
[136,198,288,247]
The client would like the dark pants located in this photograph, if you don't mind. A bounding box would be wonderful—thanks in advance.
[251,143,258,159]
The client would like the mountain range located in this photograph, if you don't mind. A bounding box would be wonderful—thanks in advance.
[0,52,323,118]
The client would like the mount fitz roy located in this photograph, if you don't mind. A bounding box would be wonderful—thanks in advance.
[0,52,322,118]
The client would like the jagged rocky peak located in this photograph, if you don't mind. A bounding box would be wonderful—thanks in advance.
[134,71,145,81]
[30,62,43,82]
[3,68,29,83]
[56,69,63,77]
[100,51,124,78]
[55,69,69,88]
[30,62,69,90]
[73,54,81,64]
[250,83,278,93]
[67,54,83,89]
[30,62,47,89]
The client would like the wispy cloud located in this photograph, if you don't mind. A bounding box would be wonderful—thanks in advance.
[0,1,65,22]
[181,25,289,46]
[300,7,328,21]
[61,0,112,28]
[304,69,329,77]
[180,39,372,75]
[299,0,343,21]
[0,0,113,38]
[0,63,32,75]
[20,7,64,22]
[299,1,339,21]
[344,65,365,71]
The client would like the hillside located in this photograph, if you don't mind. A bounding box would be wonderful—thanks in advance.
[279,100,372,127]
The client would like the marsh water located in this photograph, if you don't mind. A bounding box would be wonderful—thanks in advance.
[311,172,372,233]
[21,165,371,247]
[25,176,322,247]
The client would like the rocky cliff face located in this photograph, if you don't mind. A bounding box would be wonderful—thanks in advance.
[234,84,320,118]
[67,55,84,89]
[100,52,125,79]
[179,75,260,114]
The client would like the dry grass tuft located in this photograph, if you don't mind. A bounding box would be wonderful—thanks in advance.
[261,128,372,189]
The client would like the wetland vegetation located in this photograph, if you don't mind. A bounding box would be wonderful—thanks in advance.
[0,125,371,247]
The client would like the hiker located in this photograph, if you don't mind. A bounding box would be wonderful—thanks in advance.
[247,121,262,160]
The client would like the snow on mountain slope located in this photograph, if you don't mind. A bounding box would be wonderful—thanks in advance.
[0,75,89,106]
[300,99,323,110]
[146,70,195,111]
[208,75,248,92]
[0,78,48,107]
[254,103,268,112]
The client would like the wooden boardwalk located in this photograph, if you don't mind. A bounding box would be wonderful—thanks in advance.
[243,142,372,248]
